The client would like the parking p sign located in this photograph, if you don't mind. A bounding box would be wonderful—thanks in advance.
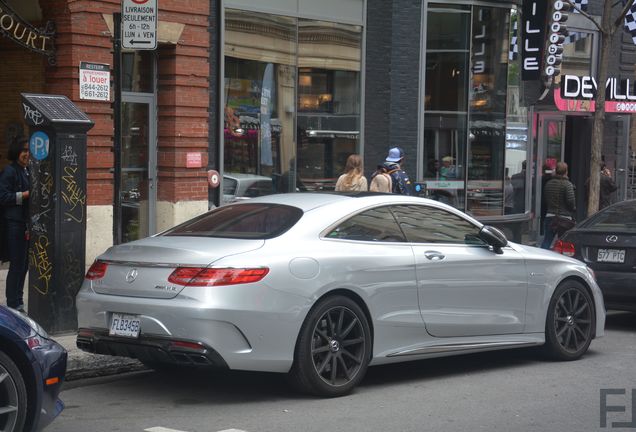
[122,0,157,50]
[29,131,50,161]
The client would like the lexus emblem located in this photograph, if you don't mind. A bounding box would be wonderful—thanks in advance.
[125,268,138,283]
[606,235,618,243]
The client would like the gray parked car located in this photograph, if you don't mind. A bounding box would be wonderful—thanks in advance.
[222,173,274,205]
[77,193,605,397]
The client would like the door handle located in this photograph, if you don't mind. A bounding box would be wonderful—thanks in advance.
[424,251,445,261]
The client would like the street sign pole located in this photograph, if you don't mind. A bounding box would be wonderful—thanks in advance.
[113,12,123,245]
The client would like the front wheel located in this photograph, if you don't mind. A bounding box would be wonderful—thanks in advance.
[289,295,371,397]
[544,280,594,360]
[0,351,27,432]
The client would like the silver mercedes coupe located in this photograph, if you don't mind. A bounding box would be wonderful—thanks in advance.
[76,193,605,397]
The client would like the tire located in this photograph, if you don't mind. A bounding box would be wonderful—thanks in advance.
[0,350,27,432]
[544,280,594,361]
[289,295,371,397]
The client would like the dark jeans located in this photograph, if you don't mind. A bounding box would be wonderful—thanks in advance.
[541,216,556,250]
[5,220,28,308]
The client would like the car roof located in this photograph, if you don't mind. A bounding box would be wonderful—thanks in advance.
[242,192,483,225]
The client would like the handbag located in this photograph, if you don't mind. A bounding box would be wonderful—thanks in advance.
[550,216,575,237]
[549,184,576,237]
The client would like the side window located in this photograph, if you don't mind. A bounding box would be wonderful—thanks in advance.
[391,205,485,245]
[326,207,406,242]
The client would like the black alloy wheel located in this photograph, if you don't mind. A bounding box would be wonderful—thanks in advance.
[290,295,371,397]
[0,351,27,432]
[544,280,594,360]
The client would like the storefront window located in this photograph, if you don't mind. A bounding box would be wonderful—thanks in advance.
[466,7,509,217]
[423,5,528,218]
[505,9,528,216]
[423,4,470,208]
[297,20,362,191]
[223,11,297,198]
[223,12,362,198]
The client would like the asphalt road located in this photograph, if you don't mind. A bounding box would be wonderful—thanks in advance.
[47,311,636,432]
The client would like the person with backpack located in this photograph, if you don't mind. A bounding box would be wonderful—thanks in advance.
[378,147,413,195]
[0,137,31,312]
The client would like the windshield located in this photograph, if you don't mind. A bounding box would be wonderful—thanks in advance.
[163,203,303,239]
[580,200,636,233]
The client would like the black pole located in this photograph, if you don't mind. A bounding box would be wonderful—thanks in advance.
[113,12,122,244]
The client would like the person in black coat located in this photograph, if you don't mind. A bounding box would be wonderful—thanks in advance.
[0,137,31,312]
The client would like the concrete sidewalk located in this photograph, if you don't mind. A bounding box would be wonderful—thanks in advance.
[1,267,145,381]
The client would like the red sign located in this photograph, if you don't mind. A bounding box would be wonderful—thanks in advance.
[186,152,202,168]
[554,87,636,113]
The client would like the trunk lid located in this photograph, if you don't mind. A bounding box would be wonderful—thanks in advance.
[90,236,264,298]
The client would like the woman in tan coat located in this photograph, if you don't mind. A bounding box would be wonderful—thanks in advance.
[335,154,368,192]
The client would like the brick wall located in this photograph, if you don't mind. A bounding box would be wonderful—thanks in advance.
[35,0,210,205]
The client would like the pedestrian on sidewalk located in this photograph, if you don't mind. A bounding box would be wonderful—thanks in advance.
[379,147,413,195]
[541,161,576,249]
[0,137,31,312]
[335,154,368,192]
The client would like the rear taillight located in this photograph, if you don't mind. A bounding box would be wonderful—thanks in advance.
[85,260,108,280]
[168,267,269,286]
[552,240,576,257]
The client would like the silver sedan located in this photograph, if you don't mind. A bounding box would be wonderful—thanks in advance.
[76,193,605,397]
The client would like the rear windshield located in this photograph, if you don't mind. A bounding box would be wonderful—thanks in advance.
[163,203,303,239]
[580,200,636,232]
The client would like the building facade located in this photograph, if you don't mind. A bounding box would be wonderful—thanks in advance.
[1,0,635,269]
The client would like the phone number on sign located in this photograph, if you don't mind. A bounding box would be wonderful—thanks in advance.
[80,84,109,100]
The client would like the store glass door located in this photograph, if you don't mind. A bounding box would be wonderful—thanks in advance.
[120,93,156,243]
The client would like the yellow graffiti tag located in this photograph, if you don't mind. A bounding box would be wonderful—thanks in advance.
[30,235,52,295]
[62,166,86,223]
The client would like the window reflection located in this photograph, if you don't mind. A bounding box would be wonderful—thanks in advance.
[297,20,362,191]
[423,5,529,218]
[223,11,362,198]
[224,11,297,195]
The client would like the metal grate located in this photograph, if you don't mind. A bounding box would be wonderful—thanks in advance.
[22,94,91,123]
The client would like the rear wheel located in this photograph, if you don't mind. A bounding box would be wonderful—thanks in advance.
[0,351,27,432]
[289,295,371,397]
[544,280,594,360]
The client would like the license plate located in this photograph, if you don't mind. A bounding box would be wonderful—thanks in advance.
[109,313,141,338]
[597,249,625,263]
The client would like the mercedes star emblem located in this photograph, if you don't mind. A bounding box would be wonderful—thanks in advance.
[606,235,618,243]
[125,268,138,283]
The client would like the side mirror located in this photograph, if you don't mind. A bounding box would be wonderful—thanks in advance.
[479,225,508,254]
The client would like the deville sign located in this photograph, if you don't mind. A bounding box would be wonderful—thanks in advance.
[521,0,548,80]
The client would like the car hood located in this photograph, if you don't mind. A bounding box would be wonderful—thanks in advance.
[507,241,582,265]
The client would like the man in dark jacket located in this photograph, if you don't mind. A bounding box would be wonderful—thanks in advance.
[0,137,31,312]
[382,147,413,196]
[541,161,575,249]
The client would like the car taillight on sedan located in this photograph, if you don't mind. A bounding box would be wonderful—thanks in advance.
[85,260,108,280]
[168,267,269,286]
[552,240,576,257]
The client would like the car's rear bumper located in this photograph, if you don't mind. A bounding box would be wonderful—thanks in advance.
[75,285,308,373]
[596,270,636,311]
[76,331,229,368]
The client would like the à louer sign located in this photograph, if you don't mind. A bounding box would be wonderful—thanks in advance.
[555,74,636,113]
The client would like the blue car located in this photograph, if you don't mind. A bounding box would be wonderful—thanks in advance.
[0,306,67,431]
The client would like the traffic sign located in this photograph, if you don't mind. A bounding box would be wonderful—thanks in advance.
[121,0,157,50]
